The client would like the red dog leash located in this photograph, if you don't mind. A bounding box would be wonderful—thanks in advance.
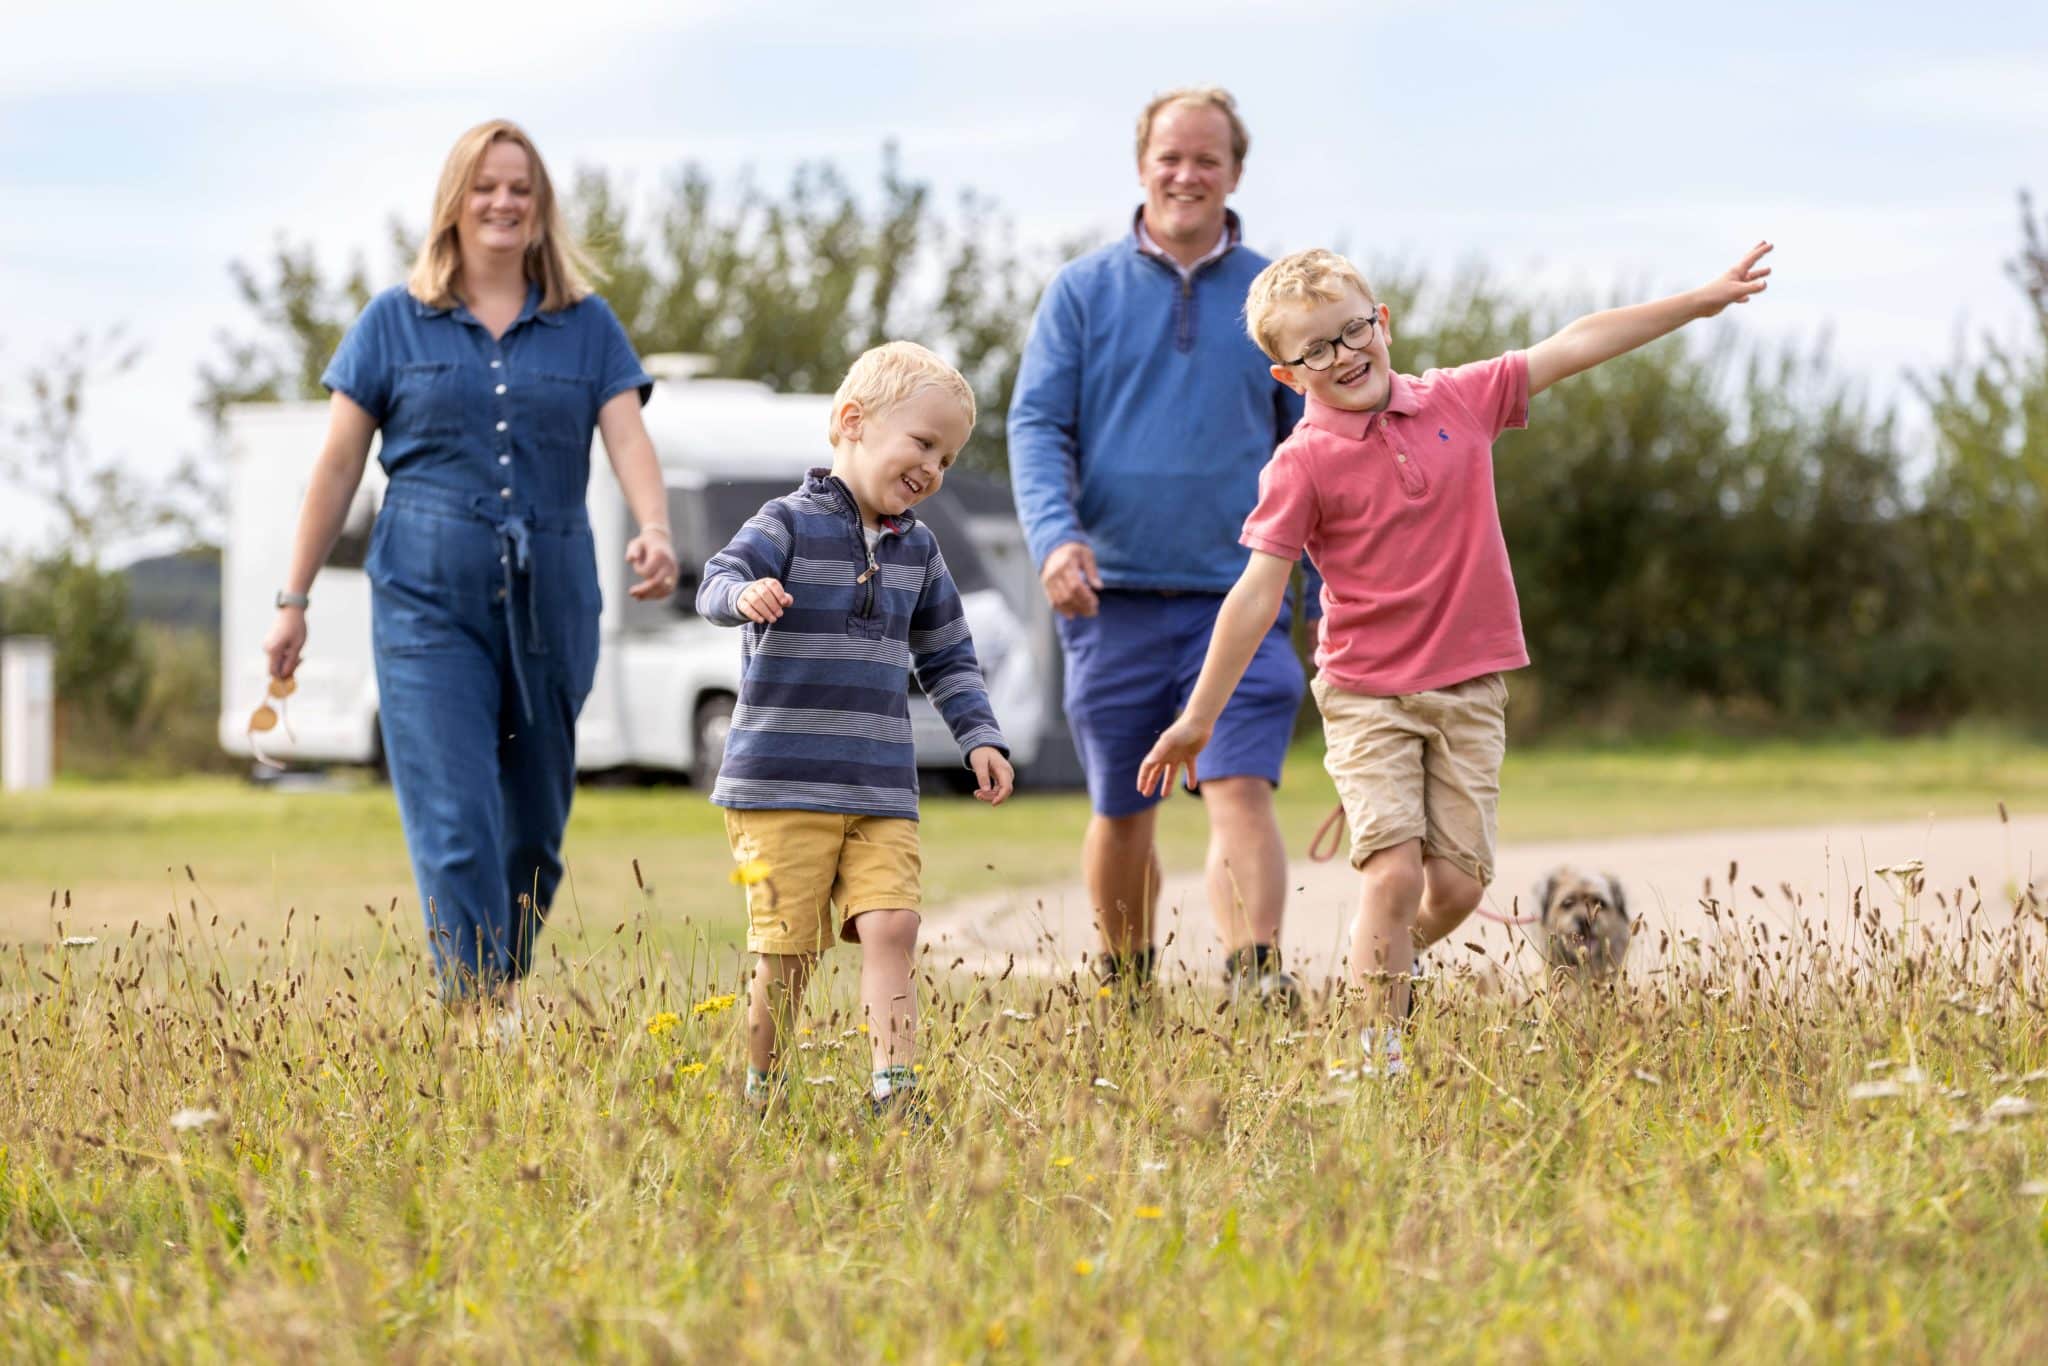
[1306,803,1540,925]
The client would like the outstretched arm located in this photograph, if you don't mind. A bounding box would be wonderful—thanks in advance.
[1526,241,1773,397]
[1135,551,1294,797]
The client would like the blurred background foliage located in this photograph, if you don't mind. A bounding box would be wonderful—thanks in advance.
[3,153,2044,774]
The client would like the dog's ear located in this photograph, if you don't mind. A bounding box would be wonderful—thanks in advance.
[1534,873,1558,912]
[1604,873,1627,918]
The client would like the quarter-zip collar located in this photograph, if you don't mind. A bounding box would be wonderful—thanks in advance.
[1130,206,1242,280]
[803,467,917,537]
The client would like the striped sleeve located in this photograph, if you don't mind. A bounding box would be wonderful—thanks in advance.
[908,540,1007,763]
[697,500,794,626]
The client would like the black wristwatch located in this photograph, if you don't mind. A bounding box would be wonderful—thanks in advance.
[275,591,311,610]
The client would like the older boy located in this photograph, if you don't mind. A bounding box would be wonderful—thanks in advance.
[699,341,1015,1117]
[1139,243,1773,1075]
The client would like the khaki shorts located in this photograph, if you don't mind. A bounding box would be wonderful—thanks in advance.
[1311,672,1509,884]
[723,809,922,955]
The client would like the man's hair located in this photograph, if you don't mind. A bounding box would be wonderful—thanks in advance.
[1136,87,1249,167]
[1243,249,1378,362]
[828,341,977,447]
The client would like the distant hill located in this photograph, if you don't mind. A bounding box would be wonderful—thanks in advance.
[122,547,221,635]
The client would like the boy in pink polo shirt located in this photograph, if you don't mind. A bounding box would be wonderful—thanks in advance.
[1138,243,1773,1075]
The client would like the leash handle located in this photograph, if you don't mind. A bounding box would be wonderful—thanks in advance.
[1308,803,1346,863]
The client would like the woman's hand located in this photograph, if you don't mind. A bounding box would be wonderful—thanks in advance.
[969,746,1015,805]
[263,606,308,680]
[626,527,681,600]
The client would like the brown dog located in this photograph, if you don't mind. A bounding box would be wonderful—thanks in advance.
[1534,868,1631,980]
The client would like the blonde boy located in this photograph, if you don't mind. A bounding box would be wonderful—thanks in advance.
[697,341,1014,1117]
[1139,243,1772,1074]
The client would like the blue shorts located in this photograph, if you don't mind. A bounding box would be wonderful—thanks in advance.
[1056,590,1306,818]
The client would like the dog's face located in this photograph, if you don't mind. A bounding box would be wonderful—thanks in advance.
[1535,868,1631,977]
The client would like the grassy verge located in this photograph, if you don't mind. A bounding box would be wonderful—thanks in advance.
[4,732,2043,968]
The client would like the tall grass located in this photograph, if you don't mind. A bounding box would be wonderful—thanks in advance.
[5,859,2048,1360]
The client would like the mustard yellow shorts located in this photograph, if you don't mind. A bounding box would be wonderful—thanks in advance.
[1311,672,1509,885]
[722,808,922,955]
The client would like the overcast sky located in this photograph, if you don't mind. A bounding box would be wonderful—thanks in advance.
[3,0,2042,558]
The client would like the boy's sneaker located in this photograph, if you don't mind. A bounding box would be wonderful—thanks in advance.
[867,1087,934,1130]
[1225,943,1302,1015]
[1358,1028,1410,1081]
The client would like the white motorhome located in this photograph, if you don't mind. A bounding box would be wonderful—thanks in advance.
[218,358,1047,784]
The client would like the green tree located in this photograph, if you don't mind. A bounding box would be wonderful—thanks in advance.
[1914,190,2048,717]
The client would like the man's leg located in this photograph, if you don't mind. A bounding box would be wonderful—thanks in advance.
[1200,775,1287,952]
[1084,806,1163,960]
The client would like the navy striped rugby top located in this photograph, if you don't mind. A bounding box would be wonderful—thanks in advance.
[697,469,1007,820]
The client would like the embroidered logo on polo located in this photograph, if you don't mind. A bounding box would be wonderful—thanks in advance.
[1438,428,1450,442]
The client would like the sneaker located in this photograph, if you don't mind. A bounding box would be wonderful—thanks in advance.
[867,1087,934,1129]
[1358,1028,1410,1081]
[1226,945,1302,1015]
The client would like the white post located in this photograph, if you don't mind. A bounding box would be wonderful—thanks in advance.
[1,636,56,791]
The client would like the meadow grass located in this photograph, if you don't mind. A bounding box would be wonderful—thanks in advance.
[5,733,2048,1359]
[4,867,2048,1360]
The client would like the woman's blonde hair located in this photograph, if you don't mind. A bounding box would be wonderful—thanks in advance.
[828,342,976,448]
[1243,249,1378,361]
[406,119,599,313]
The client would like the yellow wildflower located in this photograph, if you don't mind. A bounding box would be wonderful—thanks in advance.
[676,1061,708,1077]
[645,1011,681,1038]
[1097,985,1112,998]
[729,859,772,887]
[986,1321,1007,1350]
[1073,1258,1095,1276]
[692,992,738,1018]
[1051,1155,1076,1169]
[1134,1205,1164,1221]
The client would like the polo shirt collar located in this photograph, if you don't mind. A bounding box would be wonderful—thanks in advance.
[1131,206,1241,274]
[413,280,562,327]
[1302,373,1421,439]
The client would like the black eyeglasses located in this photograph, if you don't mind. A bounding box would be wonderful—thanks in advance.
[1286,315,1379,371]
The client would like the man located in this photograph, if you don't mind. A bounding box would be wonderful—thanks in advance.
[1009,87,1308,1006]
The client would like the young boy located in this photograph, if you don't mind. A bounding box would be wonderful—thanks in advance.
[1138,242,1772,1075]
[698,341,1015,1117]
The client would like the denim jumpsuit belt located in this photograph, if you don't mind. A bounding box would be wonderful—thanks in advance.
[368,479,601,989]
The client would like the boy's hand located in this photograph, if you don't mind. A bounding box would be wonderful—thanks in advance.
[1136,714,1213,798]
[969,746,1014,805]
[737,577,793,623]
[1693,241,1773,318]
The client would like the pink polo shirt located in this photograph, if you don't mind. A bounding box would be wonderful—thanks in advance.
[1240,351,1532,695]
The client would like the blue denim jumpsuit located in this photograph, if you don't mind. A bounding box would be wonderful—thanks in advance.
[323,283,651,990]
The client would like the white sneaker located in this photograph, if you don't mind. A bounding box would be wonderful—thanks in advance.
[1359,1028,1409,1080]
[487,1004,526,1047]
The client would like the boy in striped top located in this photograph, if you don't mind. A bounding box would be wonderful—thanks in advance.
[698,341,1014,1118]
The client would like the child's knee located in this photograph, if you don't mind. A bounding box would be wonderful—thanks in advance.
[1360,840,1426,906]
[851,908,920,954]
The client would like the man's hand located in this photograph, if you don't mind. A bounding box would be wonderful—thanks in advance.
[1691,240,1773,319]
[1039,541,1102,619]
[1135,714,1213,798]
[737,577,793,623]
[969,746,1015,805]
[625,528,681,601]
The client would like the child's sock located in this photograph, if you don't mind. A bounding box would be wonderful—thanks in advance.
[871,1063,916,1102]
[745,1066,777,1103]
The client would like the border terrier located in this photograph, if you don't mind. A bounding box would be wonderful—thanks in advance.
[1534,868,1631,980]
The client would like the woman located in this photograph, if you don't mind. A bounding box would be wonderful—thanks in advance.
[264,119,677,1001]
